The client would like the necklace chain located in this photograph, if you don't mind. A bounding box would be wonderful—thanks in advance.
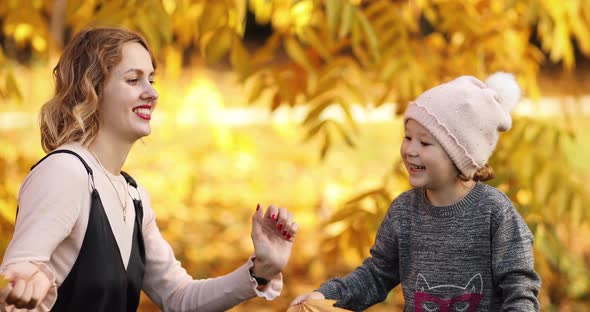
[89,149,129,223]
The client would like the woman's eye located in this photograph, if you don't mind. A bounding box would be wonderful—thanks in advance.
[127,79,139,85]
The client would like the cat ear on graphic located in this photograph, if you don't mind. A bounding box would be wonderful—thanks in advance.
[415,273,430,292]
[464,273,483,294]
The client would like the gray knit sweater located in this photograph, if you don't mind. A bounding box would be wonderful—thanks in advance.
[318,182,541,311]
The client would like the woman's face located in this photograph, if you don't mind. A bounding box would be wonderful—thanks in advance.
[98,42,158,143]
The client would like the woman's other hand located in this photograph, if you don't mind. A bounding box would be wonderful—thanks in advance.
[0,262,51,309]
[290,291,325,306]
[250,204,298,281]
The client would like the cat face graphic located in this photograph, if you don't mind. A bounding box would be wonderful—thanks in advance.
[414,273,483,312]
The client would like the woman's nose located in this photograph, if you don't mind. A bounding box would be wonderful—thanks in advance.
[142,82,159,100]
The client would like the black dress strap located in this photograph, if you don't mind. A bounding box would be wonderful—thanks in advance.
[18,149,95,221]
[31,149,94,176]
[120,171,137,188]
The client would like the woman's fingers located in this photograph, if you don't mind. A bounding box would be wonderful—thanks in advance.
[276,208,292,237]
[15,282,34,308]
[287,222,298,241]
[259,204,297,241]
[0,282,13,303]
[276,207,287,229]
[6,278,25,305]
[1,267,50,309]
[264,204,279,223]
[27,271,50,309]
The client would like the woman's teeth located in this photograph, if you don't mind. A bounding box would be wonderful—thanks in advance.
[133,108,150,115]
[411,165,425,170]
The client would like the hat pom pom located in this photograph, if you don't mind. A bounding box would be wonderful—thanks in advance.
[485,72,521,112]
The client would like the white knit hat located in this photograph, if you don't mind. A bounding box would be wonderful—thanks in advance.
[403,72,520,179]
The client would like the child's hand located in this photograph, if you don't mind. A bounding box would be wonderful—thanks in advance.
[290,291,325,306]
[0,262,51,309]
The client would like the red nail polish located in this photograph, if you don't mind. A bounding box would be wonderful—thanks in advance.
[278,223,283,230]
[271,214,276,221]
[282,230,287,236]
[287,234,292,240]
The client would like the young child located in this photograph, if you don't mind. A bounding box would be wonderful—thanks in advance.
[291,73,541,311]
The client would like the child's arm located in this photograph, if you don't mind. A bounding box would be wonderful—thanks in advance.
[492,204,541,311]
[316,205,401,311]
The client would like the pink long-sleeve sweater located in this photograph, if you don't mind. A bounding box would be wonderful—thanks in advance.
[0,142,281,312]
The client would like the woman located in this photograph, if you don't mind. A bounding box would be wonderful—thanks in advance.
[0,27,298,312]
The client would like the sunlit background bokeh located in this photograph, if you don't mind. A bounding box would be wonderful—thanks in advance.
[1,1,590,311]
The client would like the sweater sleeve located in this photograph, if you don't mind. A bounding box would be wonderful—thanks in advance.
[317,203,400,311]
[491,201,541,311]
[0,153,89,311]
[138,187,282,312]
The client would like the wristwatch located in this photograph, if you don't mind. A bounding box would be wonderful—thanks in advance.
[249,268,270,286]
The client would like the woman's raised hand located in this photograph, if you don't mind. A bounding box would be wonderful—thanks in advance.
[250,204,298,281]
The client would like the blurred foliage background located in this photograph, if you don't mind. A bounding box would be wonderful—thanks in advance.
[1,0,590,311]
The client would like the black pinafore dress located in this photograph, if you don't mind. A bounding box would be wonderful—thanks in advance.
[27,150,146,312]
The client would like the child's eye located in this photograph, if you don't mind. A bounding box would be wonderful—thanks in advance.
[149,80,156,85]
[404,136,411,141]
[421,141,431,146]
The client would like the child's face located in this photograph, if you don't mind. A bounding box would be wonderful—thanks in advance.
[401,119,459,190]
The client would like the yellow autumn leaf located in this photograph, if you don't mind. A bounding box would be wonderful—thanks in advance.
[230,35,251,81]
[200,27,234,64]
[199,1,227,36]
[284,35,314,72]
[325,0,342,38]
[286,300,347,312]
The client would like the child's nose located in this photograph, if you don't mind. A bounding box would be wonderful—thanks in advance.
[406,143,419,157]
